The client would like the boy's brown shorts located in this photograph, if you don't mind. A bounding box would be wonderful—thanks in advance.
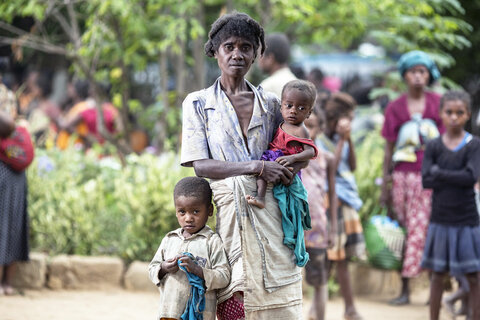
[305,248,329,286]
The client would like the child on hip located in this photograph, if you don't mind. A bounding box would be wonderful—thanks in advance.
[246,79,318,208]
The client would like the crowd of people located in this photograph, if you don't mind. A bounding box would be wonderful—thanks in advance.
[1,10,479,320]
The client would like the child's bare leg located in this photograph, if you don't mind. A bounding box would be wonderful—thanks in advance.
[430,272,446,320]
[337,260,362,319]
[466,272,479,320]
[246,177,266,209]
[309,284,328,320]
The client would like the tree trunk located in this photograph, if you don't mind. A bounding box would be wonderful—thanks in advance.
[192,4,206,91]
[152,50,169,153]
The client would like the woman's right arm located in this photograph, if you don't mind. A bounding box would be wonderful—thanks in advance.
[193,159,293,185]
[380,140,395,206]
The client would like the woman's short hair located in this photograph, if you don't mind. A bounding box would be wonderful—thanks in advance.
[323,92,357,122]
[173,176,212,206]
[204,12,265,58]
[440,90,471,112]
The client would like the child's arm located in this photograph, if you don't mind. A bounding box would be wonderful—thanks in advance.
[430,142,480,187]
[335,117,356,171]
[276,125,316,166]
[276,145,316,166]
[325,151,338,248]
[201,235,231,291]
[422,140,443,189]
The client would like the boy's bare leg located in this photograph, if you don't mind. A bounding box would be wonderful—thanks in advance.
[466,272,479,320]
[430,272,446,320]
[309,284,328,320]
[246,177,266,209]
[337,260,362,319]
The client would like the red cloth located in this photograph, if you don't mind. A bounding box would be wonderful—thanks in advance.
[0,126,34,171]
[79,103,116,143]
[216,292,245,320]
[268,125,318,158]
[381,91,444,172]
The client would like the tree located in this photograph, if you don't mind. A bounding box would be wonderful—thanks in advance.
[0,0,471,154]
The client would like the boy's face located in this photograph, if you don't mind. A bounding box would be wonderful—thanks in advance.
[174,195,213,238]
[281,88,313,126]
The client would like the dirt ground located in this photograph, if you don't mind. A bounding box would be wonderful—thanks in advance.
[0,287,456,320]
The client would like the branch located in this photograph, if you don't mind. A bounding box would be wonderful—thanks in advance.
[0,36,68,55]
[66,0,81,49]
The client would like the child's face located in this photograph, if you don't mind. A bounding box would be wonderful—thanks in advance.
[281,88,312,126]
[174,195,213,238]
[440,99,470,132]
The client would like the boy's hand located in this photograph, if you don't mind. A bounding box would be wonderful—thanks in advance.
[161,256,180,274]
[336,118,351,140]
[275,155,297,167]
[178,254,203,279]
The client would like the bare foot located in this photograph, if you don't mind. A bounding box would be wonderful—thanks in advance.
[3,285,17,296]
[442,298,457,319]
[245,195,265,209]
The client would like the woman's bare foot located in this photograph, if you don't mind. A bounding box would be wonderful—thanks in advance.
[245,195,265,208]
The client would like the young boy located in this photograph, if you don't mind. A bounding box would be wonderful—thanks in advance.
[148,176,231,320]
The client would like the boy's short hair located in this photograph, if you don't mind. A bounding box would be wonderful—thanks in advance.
[281,79,317,109]
[173,177,212,206]
[440,90,471,112]
[323,92,357,122]
[264,33,291,64]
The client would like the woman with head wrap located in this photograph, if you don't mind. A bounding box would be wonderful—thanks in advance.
[380,50,444,305]
[180,12,304,320]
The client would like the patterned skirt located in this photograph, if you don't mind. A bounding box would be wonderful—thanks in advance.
[391,171,431,278]
[0,161,29,265]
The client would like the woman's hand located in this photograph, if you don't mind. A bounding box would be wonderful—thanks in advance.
[261,160,293,185]
[379,175,392,207]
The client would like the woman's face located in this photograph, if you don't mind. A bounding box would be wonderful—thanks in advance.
[404,65,430,89]
[215,36,255,79]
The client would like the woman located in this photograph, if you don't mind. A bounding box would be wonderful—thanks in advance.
[380,50,444,305]
[181,12,303,320]
[0,75,29,296]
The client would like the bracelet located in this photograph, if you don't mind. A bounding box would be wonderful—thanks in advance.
[258,160,265,177]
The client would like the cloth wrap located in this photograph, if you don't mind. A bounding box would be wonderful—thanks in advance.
[178,252,206,320]
[273,175,311,266]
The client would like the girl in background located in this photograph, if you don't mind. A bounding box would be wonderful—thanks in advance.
[421,90,480,320]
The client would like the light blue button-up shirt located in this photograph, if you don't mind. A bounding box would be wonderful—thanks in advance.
[181,78,282,166]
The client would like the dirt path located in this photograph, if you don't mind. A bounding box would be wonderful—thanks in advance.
[1,288,453,320]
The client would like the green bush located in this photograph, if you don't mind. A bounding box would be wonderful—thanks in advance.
[28,148,194,262]
[354,128,385,221]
